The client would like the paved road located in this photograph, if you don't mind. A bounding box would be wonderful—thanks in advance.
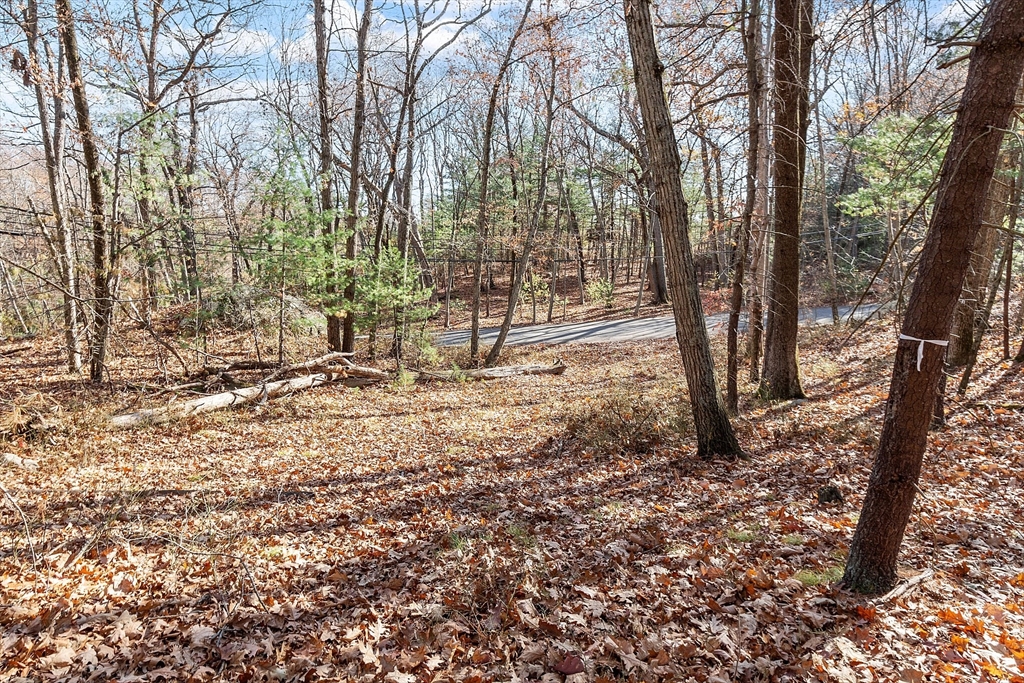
[435,303,884,348]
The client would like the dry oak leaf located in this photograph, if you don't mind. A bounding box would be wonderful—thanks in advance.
[555,654,585,674]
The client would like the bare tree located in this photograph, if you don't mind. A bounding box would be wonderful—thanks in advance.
[726,0,763,413]
[760,0,813,399]
[16,0,81,371]
[485,10,559,367]
[56,0,112,382]
[624,0,742,459]
[315,0,342,351]
[342,0,373,354]
[470,3,534,362]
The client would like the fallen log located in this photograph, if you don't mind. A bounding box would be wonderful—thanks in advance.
[109,359,563,428]
[194,360,279,377]
[415,361,566,382]
[193,351,355,381]
[0,344,32,357]
[110,363,389,429]
[260,351,354,383]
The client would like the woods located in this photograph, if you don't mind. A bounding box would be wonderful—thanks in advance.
[843,0,1024,593]
[3,0,1024,679]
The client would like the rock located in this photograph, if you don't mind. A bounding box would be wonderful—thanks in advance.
[817,485,844,505]
[3,453,39,469]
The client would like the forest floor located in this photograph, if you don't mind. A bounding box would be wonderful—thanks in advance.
[2,305,1024,682]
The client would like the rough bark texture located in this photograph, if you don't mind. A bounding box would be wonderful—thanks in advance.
[624,0,742,459]
[1005,146,1023,359]
[56,0,112,383]
[760,0,813,400]
[649,202,669,305]
[746,105,771,382]
[948,152,1015,364]
[956,233,1012,394]
[843,0,1024,594]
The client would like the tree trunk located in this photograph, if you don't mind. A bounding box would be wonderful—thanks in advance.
[315,0,342,352]
[110,366,388,429]
[747,87,772,382]
[548,174,564,323]
[727,0,762,414]
[760,0,813,399]
[698,125,718,285]
[342,0,372,354]
[625,0,742,460]
[57,0,113,383]
[647,182,670,305]
[417,361,566,382]
[567,206,587,298]
[1004,153,1022,359]
[175,80,202,301]
[814,65,840,323]
[713,141,730,289]
[0,257,29,335]
[948,150,1016,364]
[470,1,533,362]
[635,205,651,315]
[843,2,1024,594]
[485,32,557,368]
[957,234,1012,394]
[25,0,80,372]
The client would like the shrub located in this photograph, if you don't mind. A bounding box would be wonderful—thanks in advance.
[565,382,689,456]
[586,278,615,308]
[519,277,550,306]
[183,284,326,336]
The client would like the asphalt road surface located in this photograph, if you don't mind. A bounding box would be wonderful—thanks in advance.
[435,303,884,348]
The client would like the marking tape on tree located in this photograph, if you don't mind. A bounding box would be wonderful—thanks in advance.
[899,334,950,371]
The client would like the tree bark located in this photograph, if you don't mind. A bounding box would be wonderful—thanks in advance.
[647,182,669,304]
[957,234,1011,394]
[760,0,813,399]
[1004,156,1022,359]
[697,125,719,286]
[568,207,587,302]
[57,0,113,383]
[314,0,342,352]
[727,0,762,414]
[174,80,201,301]
[624,0,742,459]
[548,172,565,323]
[110,367,388,429]
[948,151,1015,364]
[814,65,840,324]
[416,361,565,382]
[25,0,80,372]
[746,88,771,382]
[342,0,372,354]
[843,0,1024,594]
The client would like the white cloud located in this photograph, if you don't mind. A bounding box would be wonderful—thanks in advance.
[215,27,279,58]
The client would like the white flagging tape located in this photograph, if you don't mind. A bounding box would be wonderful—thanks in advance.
[899,334,949,371]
